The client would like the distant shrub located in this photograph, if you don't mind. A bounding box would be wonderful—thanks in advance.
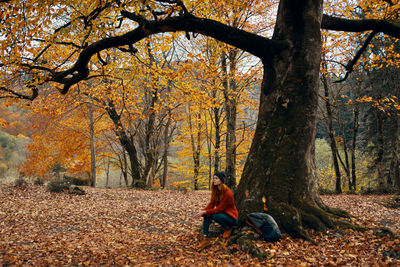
[33,177,44,185]
[47,179,86,195]
[14,178,27,188]
[132,179,147,189]
[68,185,86,195]
[171,180,193,191]
[47,180,70,193]
[63,175,90,186]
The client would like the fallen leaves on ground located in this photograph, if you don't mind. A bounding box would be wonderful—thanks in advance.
[1,184,399,266]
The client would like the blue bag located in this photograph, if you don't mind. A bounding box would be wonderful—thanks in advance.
[246,212,282,242]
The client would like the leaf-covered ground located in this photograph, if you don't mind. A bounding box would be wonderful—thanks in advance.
[1,184,399,266]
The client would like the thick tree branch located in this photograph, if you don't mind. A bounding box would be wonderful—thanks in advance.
[322,15,400,39]
[52,12,283,95]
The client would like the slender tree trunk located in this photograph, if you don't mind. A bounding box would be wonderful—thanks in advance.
[388,115,399,190]
[121,151,129,187]
[143,106,156,188]
[337,111,351,190]
[213,105,221,174]
[143,82,157,188]
[321,73,342,193]
[161,114,171,188]
[225,101,237,190]
[376,107,386,192]
[204,110,213,189]
[88,99,97,187]
[188,108,201,190]
[350,102,359,192]
[222,50,238,190]
[235,0,347,240]
[105,159,110,188]
[106,102,142,186]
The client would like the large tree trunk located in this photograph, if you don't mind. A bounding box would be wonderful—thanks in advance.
[235,0,345,239]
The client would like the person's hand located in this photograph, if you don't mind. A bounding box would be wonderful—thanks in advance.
[192,210,206,219]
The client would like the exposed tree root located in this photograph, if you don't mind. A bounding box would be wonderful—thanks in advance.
[264,198,369,244]
[197,224,268,260]
[333,219,368,232]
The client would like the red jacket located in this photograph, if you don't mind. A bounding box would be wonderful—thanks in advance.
[203,187,239,220]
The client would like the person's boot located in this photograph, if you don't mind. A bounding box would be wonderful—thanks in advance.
[222,227,233,239]
[197,237,213,251]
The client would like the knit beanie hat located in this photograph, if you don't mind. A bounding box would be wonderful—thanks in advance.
[214,171,226,184]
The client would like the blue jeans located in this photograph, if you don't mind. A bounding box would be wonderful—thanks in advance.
[203,213,238,237]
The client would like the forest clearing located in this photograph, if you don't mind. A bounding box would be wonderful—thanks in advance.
[1,183,399,266]
[1,1,400,266]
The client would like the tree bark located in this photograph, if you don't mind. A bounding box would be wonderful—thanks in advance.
[143,95,156,188]
[222,51,238,190]
[235,0,345,239]
[106,102,143,186]
[142,45,158,188]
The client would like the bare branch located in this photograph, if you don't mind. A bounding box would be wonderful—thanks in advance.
[97,51,108,65]
[0,86,38,100]
[33,38,85,49]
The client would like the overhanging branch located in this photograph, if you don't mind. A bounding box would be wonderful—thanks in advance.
[50,12,280,95]
[322,15,400,39]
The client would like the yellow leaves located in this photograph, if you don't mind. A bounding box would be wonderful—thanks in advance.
[0,118,8,128]
[356,96,373,103]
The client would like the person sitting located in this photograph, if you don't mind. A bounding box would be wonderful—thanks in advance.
[193,171,239,250]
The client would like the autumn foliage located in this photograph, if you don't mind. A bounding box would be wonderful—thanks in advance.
[1,184,400,266]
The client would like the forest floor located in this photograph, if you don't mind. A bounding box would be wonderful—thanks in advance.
[1,183,400,266]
